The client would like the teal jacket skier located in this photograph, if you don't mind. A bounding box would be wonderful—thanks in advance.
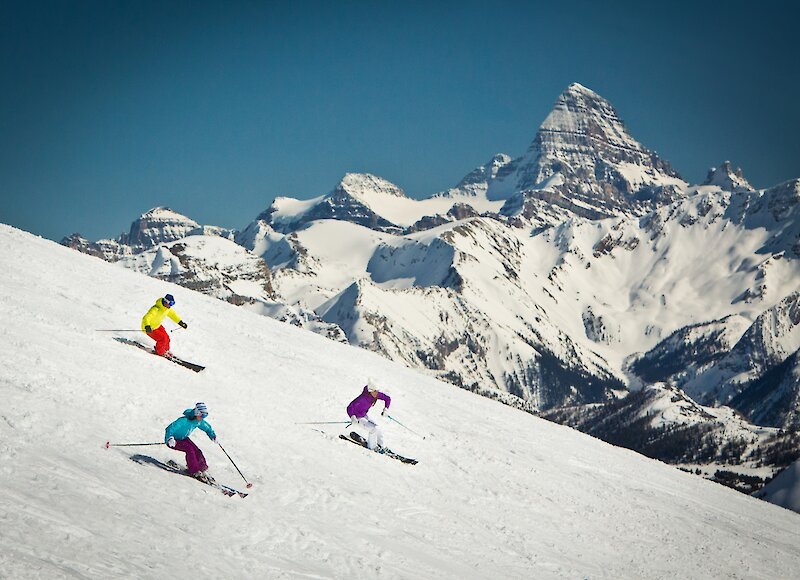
[165,406,217,442]
[165,402,217,480]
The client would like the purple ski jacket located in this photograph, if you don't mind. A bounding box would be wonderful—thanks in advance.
[347,386,391,419]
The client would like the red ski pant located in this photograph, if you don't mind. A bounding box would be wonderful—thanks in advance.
[147,325,170,355]
[172,438,208,473]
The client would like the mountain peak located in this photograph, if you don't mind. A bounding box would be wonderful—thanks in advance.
[447,154,513,196]
[538,83,644,153]
[337,173,407,199]
[126,206,199,250]
[484,82,686,215]
[138,206,190,219]
[703,161,754,191]
[563,82,600,98]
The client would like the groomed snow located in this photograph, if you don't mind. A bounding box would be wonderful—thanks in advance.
[1,224,798,579]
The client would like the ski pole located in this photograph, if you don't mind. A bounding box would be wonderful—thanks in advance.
[96,329,180,333]
[217,442,253,488]
[105,441,164,448]
[294,421,353,425]
[385,414,426,440]
[95,330,144,332]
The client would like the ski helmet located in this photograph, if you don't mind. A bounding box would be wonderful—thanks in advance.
[194,402,208,418]
[164,294,175,307]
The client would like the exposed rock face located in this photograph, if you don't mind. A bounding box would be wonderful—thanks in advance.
[60,233,106,259]
[266,173,405,234]
[60,233,134,262]
[117,235,277,305]
[541,383,796,478]
[405,203,482,233]
[627,315,752,386]
[487,83,687,216]
[730,350,800,429]
[703,161,754,192]
[437,154,513,198]
[125,207,200,251]
[763,178,800,224]
[687,292,800,404]
[582,306,620,344]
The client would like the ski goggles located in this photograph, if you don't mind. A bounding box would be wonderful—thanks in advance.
[164,298,175,307]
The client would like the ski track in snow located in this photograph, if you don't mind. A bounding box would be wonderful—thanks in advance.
[0,224,798,579]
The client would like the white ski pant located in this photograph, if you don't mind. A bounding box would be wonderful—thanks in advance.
[352,415,384,450]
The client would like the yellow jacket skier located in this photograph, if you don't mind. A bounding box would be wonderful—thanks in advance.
[141,293,187,356]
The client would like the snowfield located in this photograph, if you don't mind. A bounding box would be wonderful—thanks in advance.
[1,223,798,579]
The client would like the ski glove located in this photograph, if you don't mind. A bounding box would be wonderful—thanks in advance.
[382,408,388,417]
[349,415,359,425]
[178,321,188,329]
[167,437,176,448]
[145,325,152,334]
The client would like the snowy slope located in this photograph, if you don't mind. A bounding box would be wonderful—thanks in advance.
[757,460,800,513]
[2,223,800,579]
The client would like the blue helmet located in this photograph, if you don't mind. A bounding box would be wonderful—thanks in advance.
[164,294,175,307]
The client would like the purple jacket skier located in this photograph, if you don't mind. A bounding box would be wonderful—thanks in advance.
[347,379,391,451]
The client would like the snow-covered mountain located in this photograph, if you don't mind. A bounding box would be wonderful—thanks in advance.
[729,350,800,430]
[60,84,800,482]
[3,224,800,578]
[62,207,234,262]
[261,172,506,235]
[542,382,797,492]
[484,82,687,216]
[253,84,687,234]
[681,292,800,405]
[116,234,277,305]
[703,161,754,192]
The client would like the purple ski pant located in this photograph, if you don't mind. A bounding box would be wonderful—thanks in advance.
[172,438,207,473]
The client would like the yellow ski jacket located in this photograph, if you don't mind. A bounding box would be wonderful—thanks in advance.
[141,298,182,332]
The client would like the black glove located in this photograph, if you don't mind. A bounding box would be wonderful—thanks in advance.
[145,325,152,334]
[178,321,188,329]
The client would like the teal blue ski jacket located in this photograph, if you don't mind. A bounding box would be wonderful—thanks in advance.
[165,409,216,442]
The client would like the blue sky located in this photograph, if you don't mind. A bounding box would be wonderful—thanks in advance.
[1,0,797,241]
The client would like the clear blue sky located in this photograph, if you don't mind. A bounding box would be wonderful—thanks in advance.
[1,0,798,241]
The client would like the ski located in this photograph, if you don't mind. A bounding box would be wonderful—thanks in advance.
[166,356,205,373]
[130,454,248,497]
[113,337,205,372]
[339,431,418,465]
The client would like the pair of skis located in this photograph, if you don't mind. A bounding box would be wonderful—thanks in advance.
[113,337,205,372]
[339,431,418,465]
[130,454,248,498]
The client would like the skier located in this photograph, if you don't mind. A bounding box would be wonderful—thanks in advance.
[165,402,217,482]
[347,379,391,452]
[141,293,187,357]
